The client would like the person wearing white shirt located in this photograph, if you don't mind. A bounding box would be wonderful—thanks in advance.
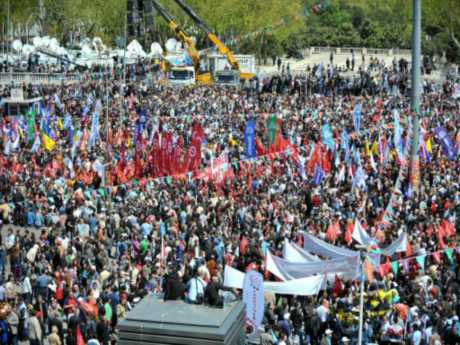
[187,267,207,304]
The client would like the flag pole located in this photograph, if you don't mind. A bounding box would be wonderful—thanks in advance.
[409,0,422,196]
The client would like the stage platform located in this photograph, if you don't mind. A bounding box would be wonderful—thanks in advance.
[118,295,246,345]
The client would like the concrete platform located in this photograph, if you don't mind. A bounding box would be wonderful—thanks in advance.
[118,295,246,345]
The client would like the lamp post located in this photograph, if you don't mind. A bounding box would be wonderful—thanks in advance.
[355,244,368,345]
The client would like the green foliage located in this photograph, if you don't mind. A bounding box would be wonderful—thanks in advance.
[0,0,459,63]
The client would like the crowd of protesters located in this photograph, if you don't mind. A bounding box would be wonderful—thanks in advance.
[0,56,457,345]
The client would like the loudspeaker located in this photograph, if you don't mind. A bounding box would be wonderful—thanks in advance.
[128,26,136,37]
[144,0,153,12]
[137,0,144,11]
[127,13,134,24]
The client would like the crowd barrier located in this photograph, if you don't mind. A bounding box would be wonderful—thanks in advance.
[0,72,112,86]
[303,46,412,57]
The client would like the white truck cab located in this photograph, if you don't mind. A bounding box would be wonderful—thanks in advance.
[169,66,196,86]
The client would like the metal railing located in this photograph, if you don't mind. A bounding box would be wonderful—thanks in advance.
[0,72,87,85]
[303,46,412,57]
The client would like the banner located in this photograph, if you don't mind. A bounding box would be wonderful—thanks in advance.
[435,126,457,160]
[243,270,264,338]
[302,232,359,259]
[245,119,257,158]
[266,252,359,281]
[283,240,320,263]
[353,103,362,134]
[352,220,372,246]
[224,266,324,296]
[379,232,408,256]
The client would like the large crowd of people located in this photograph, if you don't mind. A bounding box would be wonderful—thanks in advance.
[0,56,458,345]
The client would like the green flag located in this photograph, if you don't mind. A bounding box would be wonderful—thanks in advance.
[391,261,399,276]
[445,248,454,263]
[267,115,278,145]
[416,255,426,270]
[27,108,36,145]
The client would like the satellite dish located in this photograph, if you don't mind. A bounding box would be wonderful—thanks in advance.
[150,42,163,56]
[12,39,23,52]
[165,38,178,53]
[32,37,43,47]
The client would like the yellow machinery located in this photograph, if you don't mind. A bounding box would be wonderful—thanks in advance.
[173,0,256,81]
[152,0,213,85]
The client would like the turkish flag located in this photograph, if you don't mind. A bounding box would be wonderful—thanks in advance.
[171,137,184,175]
[151,132,161,177]
[186,123,205,172]
[256,137,267,155]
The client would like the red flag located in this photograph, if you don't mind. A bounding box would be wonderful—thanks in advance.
[186,123,205,172]
[321,149,332,174]
[442,220,456,237]
[171,137,184,175]
[432,251,442,264]
[163,132,174,175]
[76,325,86,345]
[326,222,341,242]
[307,142,322,176]
[134,151,143,178]
[151,132,161,177]
[379,262,392,277]
[160,132,171,176]
[333,275,343,296]
[256,137,267,156]
[345,221,353,244]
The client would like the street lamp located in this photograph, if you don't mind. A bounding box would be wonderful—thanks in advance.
[355,244,368,345]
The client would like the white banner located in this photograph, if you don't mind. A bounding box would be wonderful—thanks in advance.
[266,252,360,281]
[243,270,265,337]
[379,232,408,256]
[224,266,325,296]
[302,232,359,259]
[283,240,320,263]
[352,220,372,246]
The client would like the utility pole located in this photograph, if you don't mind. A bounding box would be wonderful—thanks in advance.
[38,0,46,36]
[409,0,421,196]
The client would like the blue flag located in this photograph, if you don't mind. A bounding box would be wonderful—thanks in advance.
[353,103,362,134]
[322,123,335,150]
[313,165,324,185]
[435,126,456,160]
[244,118,257,158]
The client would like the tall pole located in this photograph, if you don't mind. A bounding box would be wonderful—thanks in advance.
[409,0,421,194]
[7,0,10,77]
[357,251,365,345]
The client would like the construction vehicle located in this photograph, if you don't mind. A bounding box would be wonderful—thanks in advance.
[151,0,212,86]
[172,0,256,84]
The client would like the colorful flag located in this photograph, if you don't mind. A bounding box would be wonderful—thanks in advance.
[267,115,278,146]
[435,126,457,160]
[322,123,335,150]
[245,118,257,158]
[42,133,56,151]
[353,103,362,134]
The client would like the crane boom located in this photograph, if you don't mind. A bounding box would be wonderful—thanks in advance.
[151,0,201,70]
[172,0,240,72]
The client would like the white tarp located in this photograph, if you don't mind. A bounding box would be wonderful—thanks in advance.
[283,240,320,263]
[266,252,360,281]
[127,40,147,57]
[379,232,408,256]
[224,266,325,296]
[302,232,359,259]
[352,220,372,246]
